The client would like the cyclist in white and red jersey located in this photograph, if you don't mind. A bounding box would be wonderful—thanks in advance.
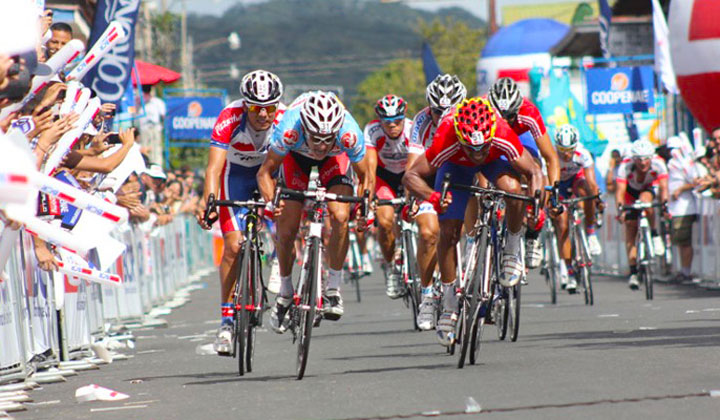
[615,139,669,289]
[404,97,543,346]
[552,124,603,292]
[195,70,285,355]
[257,91,374,332]
[364,94,412,299]
[407,74,466,331]
[487,77,560,269]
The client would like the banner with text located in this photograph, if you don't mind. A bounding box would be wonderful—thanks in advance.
[585,66,655,114]
[165,96,224,140]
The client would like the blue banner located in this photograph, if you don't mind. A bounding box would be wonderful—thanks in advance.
[165,96,225,140]
[82,0,141,106]
[422,42,442,85]
[585,66,655,114]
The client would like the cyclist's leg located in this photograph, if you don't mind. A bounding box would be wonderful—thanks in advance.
[416,209,439,289]
[375,177,397,265]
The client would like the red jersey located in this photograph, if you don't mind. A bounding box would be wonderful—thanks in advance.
[511,97,546,141]
[425,113,524,168]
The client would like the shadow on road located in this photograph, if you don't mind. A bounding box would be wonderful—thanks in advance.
[524,326,720,349]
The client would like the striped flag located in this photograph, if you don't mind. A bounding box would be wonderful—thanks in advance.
[597,0,612,59]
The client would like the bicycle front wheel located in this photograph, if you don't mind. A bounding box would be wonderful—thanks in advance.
[235,246,250,376]
[508,284,521,342]
[296,237,319,380]
[404,230,421,331]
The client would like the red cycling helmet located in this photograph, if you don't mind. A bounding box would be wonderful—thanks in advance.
[453,97,497,150]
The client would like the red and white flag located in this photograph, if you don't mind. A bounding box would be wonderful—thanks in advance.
[652,0,677,94]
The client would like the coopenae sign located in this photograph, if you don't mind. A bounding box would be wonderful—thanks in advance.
[585,66,655,114]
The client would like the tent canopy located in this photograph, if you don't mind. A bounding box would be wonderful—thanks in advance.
[132,60,181,86]
[482,18,570,58]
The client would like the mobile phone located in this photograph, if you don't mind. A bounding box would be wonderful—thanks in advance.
[57,89,66,100]
[106,132,122,144]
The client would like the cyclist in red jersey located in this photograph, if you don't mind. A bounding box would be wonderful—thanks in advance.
[403,97,543,346]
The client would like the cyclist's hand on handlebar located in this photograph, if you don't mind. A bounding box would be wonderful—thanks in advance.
[270,199,285,218]
[597,198,606,212]
[549,204,564,219]
[428,191,452,214]
[195,200,215,230]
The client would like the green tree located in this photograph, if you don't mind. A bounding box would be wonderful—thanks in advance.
[352,17,485,125]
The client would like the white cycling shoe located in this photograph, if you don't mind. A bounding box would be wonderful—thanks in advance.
[653,236,666,257]
[501,253,523,287]
[588,233,602,256]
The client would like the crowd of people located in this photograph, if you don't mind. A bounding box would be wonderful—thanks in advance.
[0,6,202,272]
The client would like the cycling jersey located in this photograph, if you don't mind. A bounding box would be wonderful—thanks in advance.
[210,99,286,234]
[616,156,668,191]
[558,144,594,182]
[509,97,547,141]
[364,118,412,174]
[425,113,524,168]
[270,93,365,164]
[210,99,287,167]
[409,107,439,155]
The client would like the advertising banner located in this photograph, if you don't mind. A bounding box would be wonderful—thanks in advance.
[585,66,655,114]
[165,96,224,140]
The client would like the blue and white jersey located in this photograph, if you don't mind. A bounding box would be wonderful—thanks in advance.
[269,94,366,163]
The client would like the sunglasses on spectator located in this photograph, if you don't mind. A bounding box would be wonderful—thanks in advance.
[247,104,277,113]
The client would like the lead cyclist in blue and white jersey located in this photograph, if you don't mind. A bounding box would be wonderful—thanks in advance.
[195,70,285,354]
[256,91,375,332]
[407,74,466,331]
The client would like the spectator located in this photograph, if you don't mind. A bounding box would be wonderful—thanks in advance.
[46,22,73,58]
[666,136,712,283]
[605,149,622,193]
[139,164,167,206]
[138,84,166,166]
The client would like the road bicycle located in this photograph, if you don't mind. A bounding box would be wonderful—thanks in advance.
[621,201,665,300]
[345,221,365,302]
[376,197,422,331]
[273,186,368,379]
[204,194,268,376]
[442,174,539,367]
[560,194,601,306]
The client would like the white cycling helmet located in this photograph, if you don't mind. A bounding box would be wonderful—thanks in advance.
[488,77,523,119]
[300,91,345,137]
[426,74,467,111]
[554,124,579,150]
[240,70,283,105]
[631,139,656,159]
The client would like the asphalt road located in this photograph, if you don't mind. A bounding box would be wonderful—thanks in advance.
[15,265,720,420]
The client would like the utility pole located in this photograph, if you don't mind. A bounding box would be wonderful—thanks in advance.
[180,0,189,88]
[488,0,498,36]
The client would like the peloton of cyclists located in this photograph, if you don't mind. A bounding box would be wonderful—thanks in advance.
[551,124,603,292]
[195,70,285,355]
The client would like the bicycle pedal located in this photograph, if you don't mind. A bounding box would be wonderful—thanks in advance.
[313,314,323,327]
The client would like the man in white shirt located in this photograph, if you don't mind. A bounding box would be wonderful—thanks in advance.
[138,85,167,166]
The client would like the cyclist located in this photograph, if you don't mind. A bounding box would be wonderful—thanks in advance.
[403,97,543,345]
[407,74,466,331]
[257,91,374,332]
[364,94,412,299]
[615,139,669,290]
[195,70,285,355]
[487,77,559,269]
[552,124,603,292]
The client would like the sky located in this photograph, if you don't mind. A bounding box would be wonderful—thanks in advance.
[160,0,586,20]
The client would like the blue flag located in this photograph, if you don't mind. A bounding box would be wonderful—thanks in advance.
[82,1,141,106]
[597,0,612,59]
[421,42,443,85]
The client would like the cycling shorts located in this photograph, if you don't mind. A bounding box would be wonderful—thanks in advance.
[558,170,586,200]
[376,166,404,200]
[623,185,656,221]
[434,161,519,221]
[219,163,260,234]
[281,151,353,198]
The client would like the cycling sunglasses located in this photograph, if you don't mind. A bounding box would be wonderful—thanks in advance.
[430,107,446,116]
[460,141,491,153]
[308,133,335,145]
[380,115,404,123]
[247,104,278,113]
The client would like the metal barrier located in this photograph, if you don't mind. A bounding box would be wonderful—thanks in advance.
[0,216,214,385]
[595,195,720,280]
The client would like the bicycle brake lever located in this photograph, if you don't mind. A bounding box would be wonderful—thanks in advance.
[204,193,218,225]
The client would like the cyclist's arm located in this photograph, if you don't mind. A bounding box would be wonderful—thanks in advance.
[615,179,627,206]
[403,154,437,200]
[583,164,600,196]
[657,177,669,204]
[510,148,543,198]
[536,132,559,186]
[365,146,378,183]
[257,149,285,203]
[200,147,227,207]
[351,154,375,200]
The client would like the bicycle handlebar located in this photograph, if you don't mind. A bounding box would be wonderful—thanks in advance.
[375,197,406,207]
[621,201,665,211]
[451,183,537,204]
[561,193,601,207]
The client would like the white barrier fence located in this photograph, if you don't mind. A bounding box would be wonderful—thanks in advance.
[594,195,720,280]
[0,216,214,384]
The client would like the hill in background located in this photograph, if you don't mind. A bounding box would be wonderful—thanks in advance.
[187,0,484,103]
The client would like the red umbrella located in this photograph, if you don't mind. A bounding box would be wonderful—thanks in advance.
[131,59,181,86]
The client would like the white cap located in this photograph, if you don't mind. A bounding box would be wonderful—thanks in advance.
[142,164,166,180]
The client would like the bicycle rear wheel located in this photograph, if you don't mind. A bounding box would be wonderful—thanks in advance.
[296,238,319,380]
[351,236,362,302]
[245,246,263,373]
[547,232,559,304]
[496,287,509,341]
[404,230,421,331]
